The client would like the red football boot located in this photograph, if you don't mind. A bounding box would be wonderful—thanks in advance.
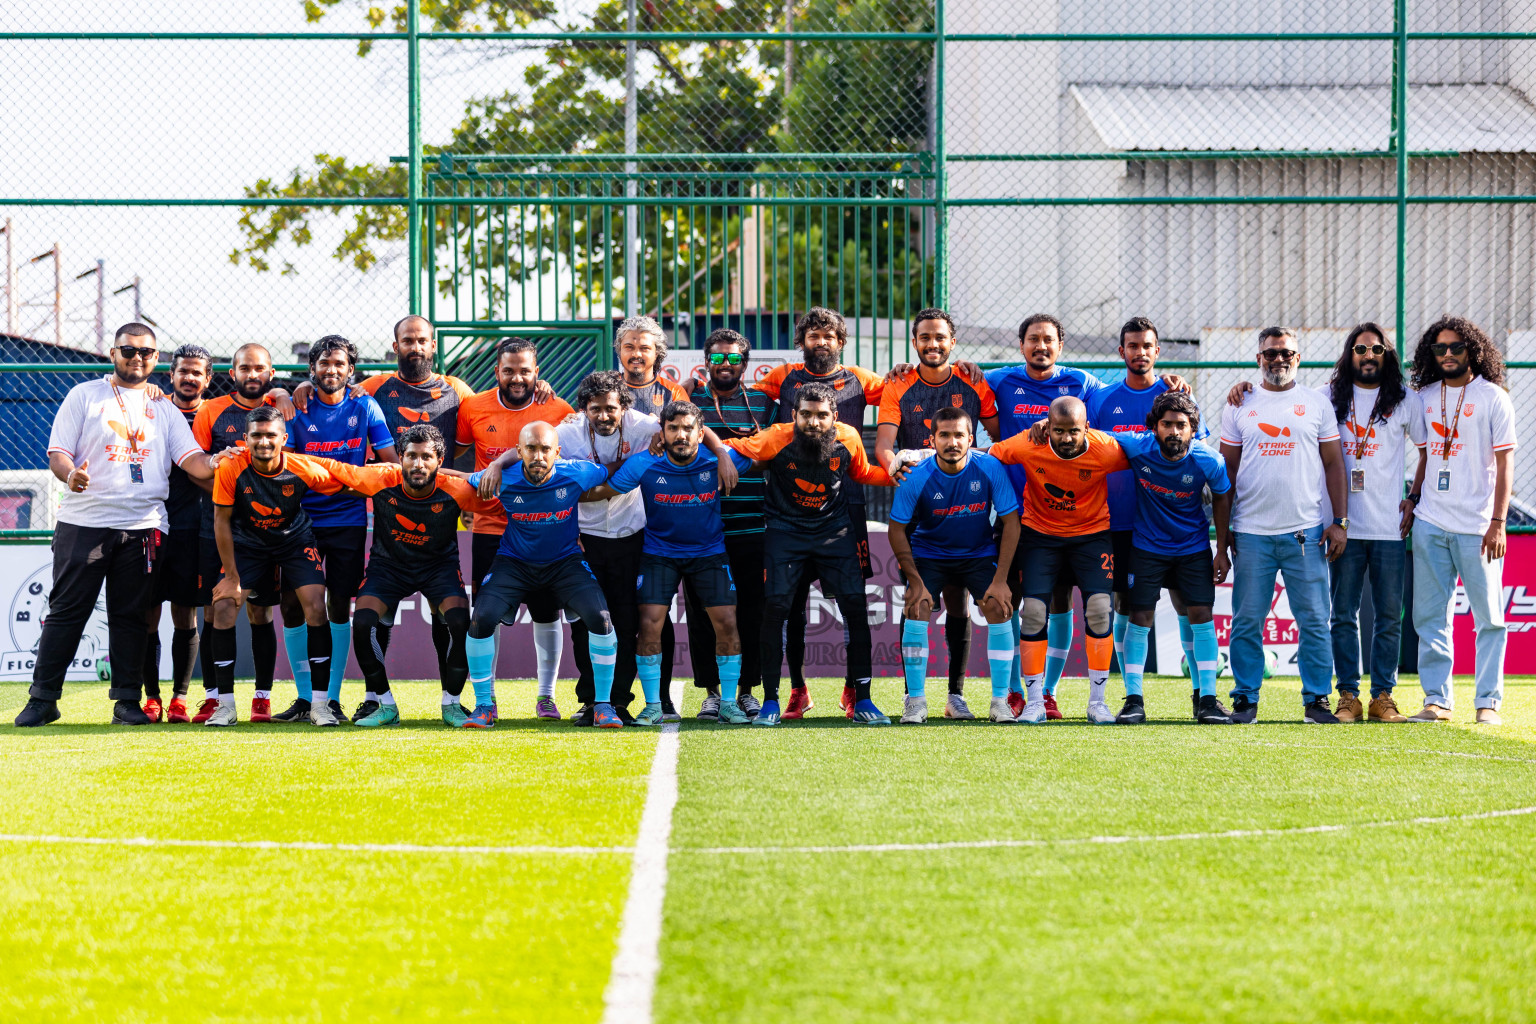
[249,697,272,723]
[1043,693,1062,720]
[165,697,191,724]
[191,698,220,724]
[841,684,856,719]
[782,688,814,719]
[141,697,163,723]
[1007,691,1025,717]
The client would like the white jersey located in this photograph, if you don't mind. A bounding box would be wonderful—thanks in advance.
[556,408,661,539]
[1326,383,1427,541]
[1413,376,1517,536]
[1218,383,1339,535]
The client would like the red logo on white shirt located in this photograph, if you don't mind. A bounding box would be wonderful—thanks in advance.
[1293,405,1306,416]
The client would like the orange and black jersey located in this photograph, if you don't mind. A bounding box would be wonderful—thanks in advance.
[990,429,1129,537]
[358,372,476,448]
[212,450,347,546]
[754,362,884,430]
[723,422,893,533]
[878,368,999,450]
[191,393,272,538]
[623,374,690,417]
[342,464,501,569]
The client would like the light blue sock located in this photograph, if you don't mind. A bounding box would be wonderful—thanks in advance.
[1192,620,1220,699]
[717,653,742,702]
[900,618,929,699]
[327,620,349,703]
[466,634,496,708]
[282,624,312,701]
[637,653,663,705]
[1009,610,1023,694]
[590,629,618,704]
[1122,623,1150,697]
[1112,612,1130,675]
[986,622,1014,699]
[1178,614,1197,689]
[1044,611,1074,696]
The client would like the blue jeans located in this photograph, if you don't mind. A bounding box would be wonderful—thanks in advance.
[1328,538,1406,698]
[1411,518,1506,710]
[1229,527,1334,705]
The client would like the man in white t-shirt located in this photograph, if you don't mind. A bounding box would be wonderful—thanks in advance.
[1217,327,1349,724]
[1404,317,1517,725]
[16,324,222,728]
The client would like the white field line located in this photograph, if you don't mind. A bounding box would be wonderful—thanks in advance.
[601,720,682,1024]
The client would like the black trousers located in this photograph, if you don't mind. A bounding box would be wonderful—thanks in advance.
[685,532,764,691]
[31,523,159,702]
[570,531,674,706]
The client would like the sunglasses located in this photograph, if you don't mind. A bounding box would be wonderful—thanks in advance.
[1431,341,1468,356]
[118,345,157,360]
[707,352,744,366]
[1259,349,1298,362]
[1352,343,1386,356]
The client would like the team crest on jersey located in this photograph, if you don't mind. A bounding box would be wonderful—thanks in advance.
[1463,404,1475,415]
[952,394,964,408]
[431,503,444,514]
[347,416,358,428]
[282,484,295,496]
[619,441,631,454]
[1059,386,1069,395]
[652,393,665,406]
[828,457,841,471]
[1078,469,1092,481]
[832,378,847,390]
[557,488,569,499]
[970,480,982,493]
[1182,474,1194,484]
[1294,405,1306,416]
[698,471,711,482]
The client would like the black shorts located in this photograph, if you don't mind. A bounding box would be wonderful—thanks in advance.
[473,553,608,632]
[638,552,736,608]
[1128,544,1215,610]
[358,557,467,616]
[1018,527,1114,601]
[310,524,368,601]
[472,530,560,623]
[1111,530,1135,596]
[198,534,222,606]
[228,535,326,606]
[765,523,865,605]
[156,529,209,607]
[912,556,999,605]
[848,510,874,580]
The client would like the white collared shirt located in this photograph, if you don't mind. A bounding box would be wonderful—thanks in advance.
[556,409,661,538]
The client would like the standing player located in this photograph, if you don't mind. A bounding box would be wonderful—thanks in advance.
[991,397,1128,724]
[586,401,753,725]
[722,383,895,726]
[614,315,690,414]
[279,334,397,725]
[888,407,1021,724]
[465,422,620,729]
[333,425,501,726]
[142,343,214,723]
[208,408,351,727]
[876,307,1000,719]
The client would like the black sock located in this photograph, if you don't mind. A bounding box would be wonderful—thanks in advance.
[431,617,452,686]
[443,608,470,697]
[142,632,162,699]
[834,594,872,700]
[946,612,971,695]
[210,627,237,696]
[759,609,789,703]
[377,622,392,657]
[199,617,215,694]
[306,623,332,700]
[352,610,390,696]
[171,627,198,699]
[250,621,277,691]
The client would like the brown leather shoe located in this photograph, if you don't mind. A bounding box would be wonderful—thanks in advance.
[1368,693,1408,723]
[1335,692,1364,723]
[1407,703,1452,722]
[1475,708,1503,725]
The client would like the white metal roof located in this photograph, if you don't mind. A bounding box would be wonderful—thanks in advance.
[1070,83,1536,153]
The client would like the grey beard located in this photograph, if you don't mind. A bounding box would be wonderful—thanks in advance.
[1263,366,1296,387]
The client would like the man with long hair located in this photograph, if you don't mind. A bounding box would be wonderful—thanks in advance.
[1404,316,1516,725]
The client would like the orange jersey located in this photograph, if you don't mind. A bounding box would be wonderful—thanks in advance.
[191,393,271,454]
[990,428,1128,536]
[454,390,576,534]
[212,450,347,544]
[877,367,998,450]
[724,421,892,532]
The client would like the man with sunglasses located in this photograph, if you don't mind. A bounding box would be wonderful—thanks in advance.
[1217,327,1349,724]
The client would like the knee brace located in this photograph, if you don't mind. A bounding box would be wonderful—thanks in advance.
[1084,592,1113,637]
[1020,597,1049,637]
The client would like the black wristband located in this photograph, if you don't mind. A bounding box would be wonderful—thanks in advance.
[1408,493,1422,505]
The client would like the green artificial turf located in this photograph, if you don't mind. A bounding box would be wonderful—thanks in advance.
[2,676,1533,1023]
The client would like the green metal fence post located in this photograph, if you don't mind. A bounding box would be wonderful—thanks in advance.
[934,0,948,308]
[407,0,427,363]
[1393,0,1409,358]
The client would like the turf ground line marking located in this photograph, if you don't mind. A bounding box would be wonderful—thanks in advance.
[0,834,632,855]
[601,720,681,1024]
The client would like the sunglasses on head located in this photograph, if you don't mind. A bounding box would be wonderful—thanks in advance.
[118,345,157,360]
[707,352,744,366]
[1259,348,1298,362]
[1352,343,1386,356]
[1431,341,1468,357]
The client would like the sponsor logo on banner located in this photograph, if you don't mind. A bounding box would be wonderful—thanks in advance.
[3,557,110,680]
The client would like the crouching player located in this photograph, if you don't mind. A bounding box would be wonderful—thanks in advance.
[888,407,1021,724]
[1112,392,1234,724]
[334,424,501,726]
[466,422,621,728]
[585,400,752,725]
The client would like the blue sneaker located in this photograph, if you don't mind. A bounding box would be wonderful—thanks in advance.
[851,699,890,725]
[753,699,781,726]
[632,702,664,727]
[462,704,497,729]
[594,702,623,729]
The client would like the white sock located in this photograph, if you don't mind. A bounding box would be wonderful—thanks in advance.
[1088,677,1107,704]
[379,691,396,706]
[1025,676,1044,704]
[533,620,562,698]
[204,686,217,700]
[365,690,380,702]
[253,689,270,700]
[219,695,235,707]
[442,691,457,706]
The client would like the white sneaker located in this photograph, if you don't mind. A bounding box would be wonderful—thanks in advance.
[1018,700,1048,724]
[1086,700,1116,725]
[204,702,237,727]
[944,693,976,720]
[309,700,339,727]
[900,695,928,724]
[988,696,1017,723]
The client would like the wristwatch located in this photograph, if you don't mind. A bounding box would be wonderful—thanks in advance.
[1407,492,1422,505]
[1332,517,1350,531]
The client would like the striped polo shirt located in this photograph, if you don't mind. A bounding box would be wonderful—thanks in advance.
[691,382,777,536]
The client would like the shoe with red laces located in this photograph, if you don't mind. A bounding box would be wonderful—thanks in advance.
[250,697,272,723]
[192,698,220,724]
[165,697,191,724]
[782,688,814,719]
[1006,691,1025,717]
[141,697,163,723]
[841,684,856,719]
[1043,693,1062,720]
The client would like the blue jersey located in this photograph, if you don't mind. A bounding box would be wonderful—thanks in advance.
[609,449,728,558]
[1087,378,1209,532]
[288,393,394,527]
[984,364,1106,495]
[1117,432,1231,556]
[468,459,608,566]
[889,452,1019,561]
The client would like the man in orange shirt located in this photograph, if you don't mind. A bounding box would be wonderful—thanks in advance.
[992,396,1128,724]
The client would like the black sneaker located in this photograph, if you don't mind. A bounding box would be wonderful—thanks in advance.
[328,699,350,724]
[571,703,596,727]
[1191,690,1234,720]
[1303,697,1340,724]
[111,699,152,726]
[271,699,311,723]
[1115,694,1146,725]
[614,704,636,726]
[1196,694,1233,724]
[351,699,381,723]
[1230,698,1259,724]
[14,697,60,727]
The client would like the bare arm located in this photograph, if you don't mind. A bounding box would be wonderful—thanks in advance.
[699,425,738,495]
[875,423,901,475]
[1211,491,1233,583]
[372,446,401,465]
[211,505,244,604]
[987,511,1021,620]
[1401,446,1428,539]
[50,451,89,491]
[1218,443,1242,565]
[1320,439,1348,561]
[887,520,931,621]
[1485,448,1513,561]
